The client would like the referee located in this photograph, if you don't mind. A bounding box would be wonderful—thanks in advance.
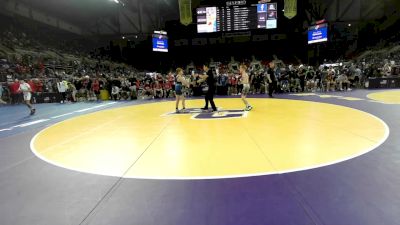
[266,62,277,98]
[198,64,217,112]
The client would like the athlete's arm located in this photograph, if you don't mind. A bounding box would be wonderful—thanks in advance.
[178,76,190,87]
[197,74,208,83]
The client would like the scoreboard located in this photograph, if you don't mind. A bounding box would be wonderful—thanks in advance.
[308,23,328,44]
[152,31,168,52]
[197,3,278,33]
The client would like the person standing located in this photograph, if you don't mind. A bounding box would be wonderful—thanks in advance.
[91,78,100,100]
[266,62,277,98]
[239,65,253,111]
[199,65,217,112]
[175,68,189,113]
[57,79,68,103]
[68,81,77,102]
[0,84,6,104]
[18,80,36,115]
[298,66,306,92]
[9,79,21,104]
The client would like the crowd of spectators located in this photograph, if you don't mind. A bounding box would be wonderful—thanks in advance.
[0,15,94,56]
[1,51,399,105]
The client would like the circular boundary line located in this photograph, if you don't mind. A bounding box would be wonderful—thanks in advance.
[30,99,390,180]
[367,90,400,105]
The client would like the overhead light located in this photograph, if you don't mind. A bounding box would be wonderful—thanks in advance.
[122,36,125,39]
[348,23,352,27]
[112,0,119,3]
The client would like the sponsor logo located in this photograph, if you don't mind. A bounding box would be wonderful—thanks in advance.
[164,108,247,120]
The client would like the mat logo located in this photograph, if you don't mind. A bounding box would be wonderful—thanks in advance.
[165,108,247,120]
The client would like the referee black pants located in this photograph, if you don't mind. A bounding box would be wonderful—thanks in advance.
[268,81,277,97]
[204,89,217,111]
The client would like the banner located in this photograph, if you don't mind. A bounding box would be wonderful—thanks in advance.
[284,0,297,19]
[179,0,192,26]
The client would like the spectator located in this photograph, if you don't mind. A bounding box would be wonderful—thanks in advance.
[325,72,336,92]
[111,85,120,100]
[9,79,21,104]
[68,81,77,102]
[143,80,154,99]
[154,81,164,99]
[298,66,306,92]
[164,79,173,98]
[0,84,6,104]
[57,79,68,103]
[91,77,100,99]
[34,78,44,93]
[336,71,352,91]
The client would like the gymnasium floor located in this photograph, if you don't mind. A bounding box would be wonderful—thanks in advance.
[0,89,399,225]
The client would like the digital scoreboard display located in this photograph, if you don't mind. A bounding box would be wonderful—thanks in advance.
[308,23,328,44]
[152,31,168,52]
[197,3,277,33]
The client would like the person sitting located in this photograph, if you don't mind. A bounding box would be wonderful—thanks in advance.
[163,80,173,98]
[0,84,6,104]
[154,81,164,98]
[111,85,120,100]
[325,73,336,92]
[143,81,154,99]
[336,71,352,91]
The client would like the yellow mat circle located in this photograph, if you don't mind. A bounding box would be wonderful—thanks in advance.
[367,90,400,104]
[31,99,388,179]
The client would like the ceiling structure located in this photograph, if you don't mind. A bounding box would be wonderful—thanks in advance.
[2,0,399,37]
[306,0,400,25]
[11,0,179,36]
